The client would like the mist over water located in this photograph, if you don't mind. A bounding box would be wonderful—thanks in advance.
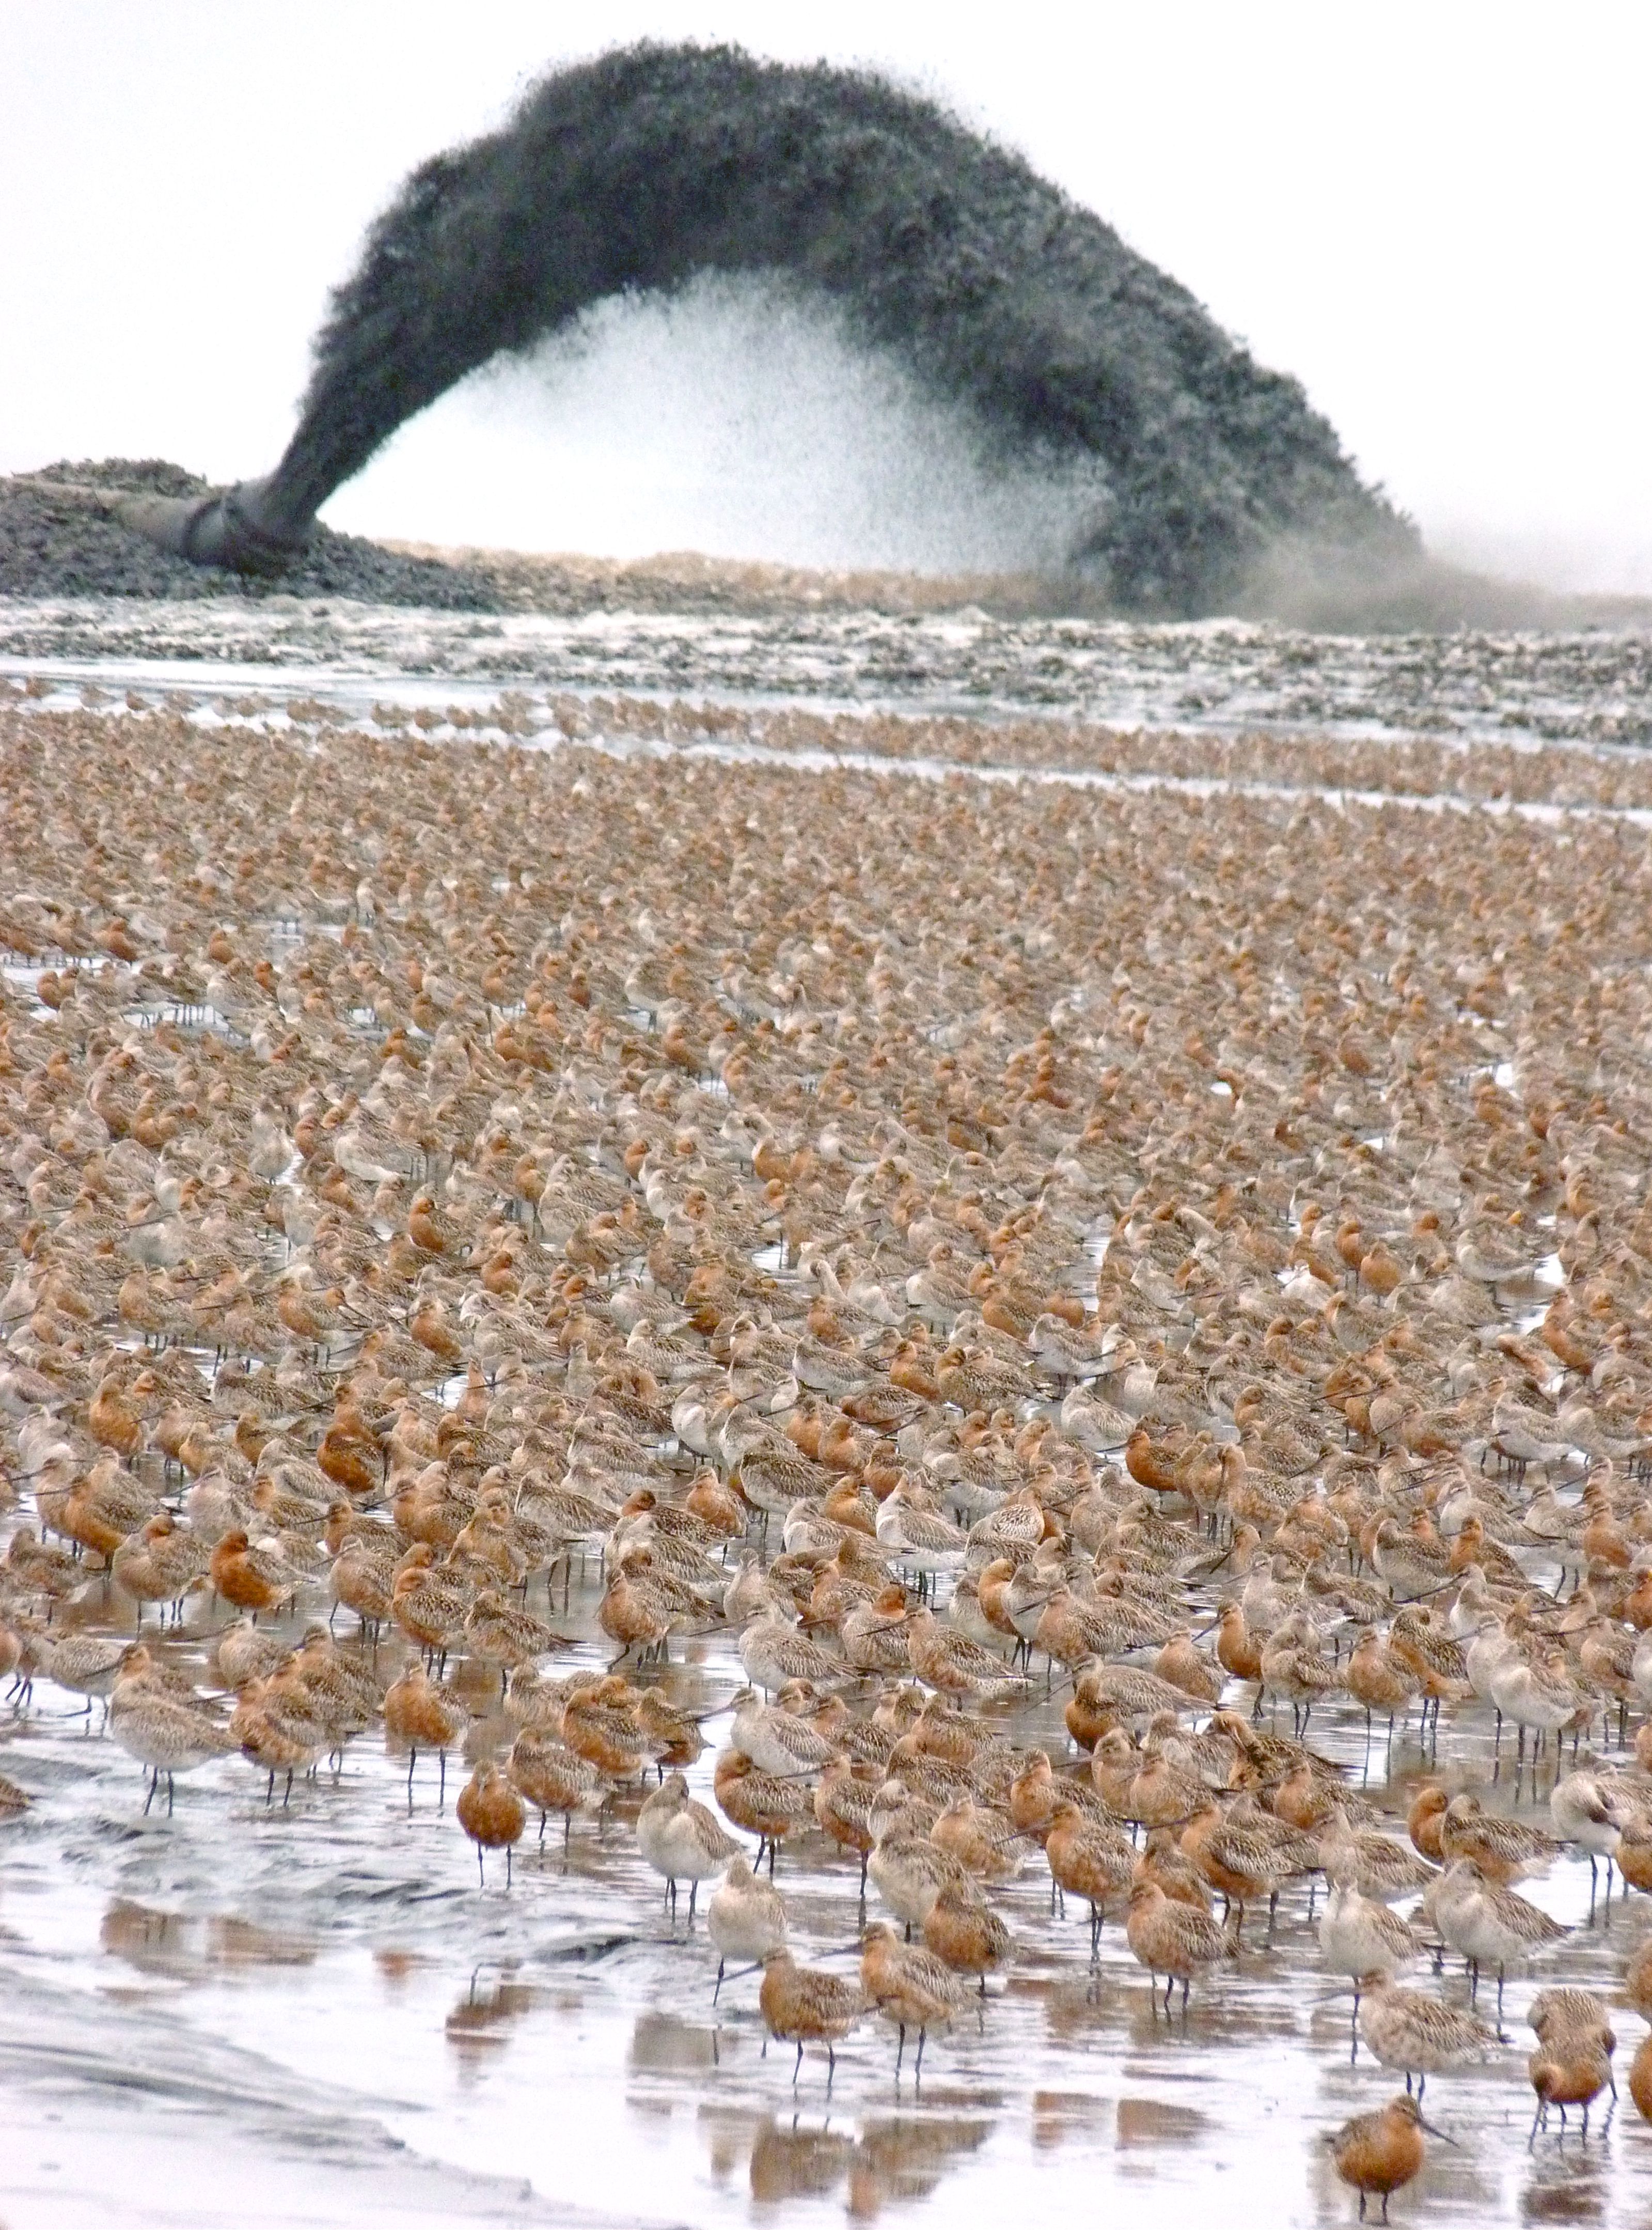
[324,272,1111,575]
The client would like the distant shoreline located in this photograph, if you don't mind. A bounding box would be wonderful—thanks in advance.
[5,463,1650,636]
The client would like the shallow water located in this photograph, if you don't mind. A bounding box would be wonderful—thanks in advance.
[4,1522,1650,2230]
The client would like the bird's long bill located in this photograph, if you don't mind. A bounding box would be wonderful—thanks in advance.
[1417,2117,1458,2145]
[719,1960,766,1984]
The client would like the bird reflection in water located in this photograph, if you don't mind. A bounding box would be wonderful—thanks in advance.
[630,2010,721,2073]
[100,1897,316,1979]
[445,1964,535,2051]
[737,2112,990,2210]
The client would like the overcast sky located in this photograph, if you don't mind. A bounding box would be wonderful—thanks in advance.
[4,3,1649,590]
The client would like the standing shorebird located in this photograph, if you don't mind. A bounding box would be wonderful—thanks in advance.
[706,1857,786,2000]
[1046,1800,1136,1955]
[860,1919,964,2077]
[382,1662,470,1808]
[1345,1628,1421,1746]
[1528,1989,1616,2146]
[1439,1792,1562,1885]
[1356,1974,1500,2099]
[1260,1610,1342,1735]
[1319,1861,1422,2033]
[1631,2024,1652,2123]
[922,1878,1011,1993]
[737,1611,846,1694]
[814,1757,881,1893]
[507,1728,610,1848]
[637,1770,744,1921]
[456,1763,526,1886]
[1182,1796,1320,1938]
[1430,1859,1566,2023]
[712,1748,814,1872]
[904,1609,1025,1702]
[1318,1805,1437,1905]
[753,1949,866,2084]
[107,1662,232,1815]
[1125,1879,1238,2013]
[867,1829,972,1937]
[1407,1785,1449,1865]
[730,1685,839,1775]
[1550,1762,1629,1902]
[1627,1933,1652,2021]
[38,1632,129,1725]
[1529,2025,1615,2144]
[1327,2094,1452,2221]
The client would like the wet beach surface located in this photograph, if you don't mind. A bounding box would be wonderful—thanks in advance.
[1,591,1649,747]
[4,654,1652,2228]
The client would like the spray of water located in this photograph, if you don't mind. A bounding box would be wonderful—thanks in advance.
[334,270,1115,575]
[260,41,1411,617]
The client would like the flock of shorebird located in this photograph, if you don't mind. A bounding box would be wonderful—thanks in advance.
[7,678,1652,2218]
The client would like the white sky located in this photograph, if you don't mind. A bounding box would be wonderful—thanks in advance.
[3,2,1649,590]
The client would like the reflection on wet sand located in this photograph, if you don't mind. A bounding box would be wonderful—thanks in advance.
[854,2115,992,2208]
[748,2117,856,2203]
[1114,2096,1206,2147]
[631,2009,720,2074]
[373,1945,430,1988]
[1518,2155,1610,2224]
[1031,2089,1111,2150]
[444,1967,534,2048]
[100,1898,316,1978]
[724,2109,993,2212]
